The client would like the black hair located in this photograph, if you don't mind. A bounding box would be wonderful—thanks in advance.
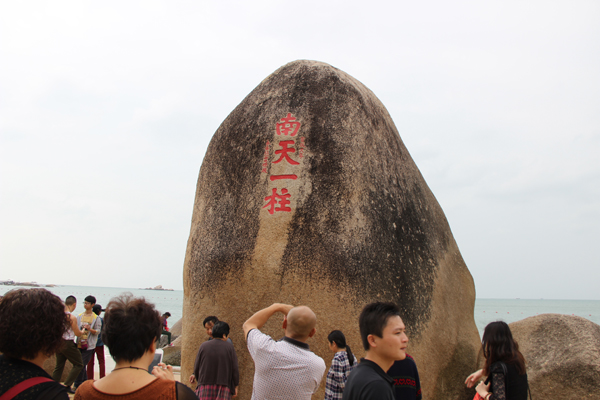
[65,295,76,306]
[482,321,526,375]
[92,304,103,316]
[84,295,96,305]
[163,312,171,317]
[102,293,162,363]
[328,330,355,366]
[359,302,401,350]
[212,321,230,338]
[203,316,218,327]
[0,289,70,359]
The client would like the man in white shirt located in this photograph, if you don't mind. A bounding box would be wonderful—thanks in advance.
[52,295,84,393]
[243,303,326,400]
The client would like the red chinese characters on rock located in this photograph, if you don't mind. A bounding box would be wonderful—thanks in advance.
[273,140,299,166]
[262,188,292,215]
[261,141,270,173]
[276,113,301,137]
[262,113,304,214]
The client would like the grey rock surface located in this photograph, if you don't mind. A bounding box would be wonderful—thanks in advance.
[510,314,600,400]
[182,60,479,400]
[170,319,182,336]
[163,345,181,367]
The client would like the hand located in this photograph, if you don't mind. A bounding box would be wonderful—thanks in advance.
[189,374,196,384]
[476,380,490,397]
[465,369,484,388]
[276,303,294,315]
[152,363,175,381]
[233,386,238,398]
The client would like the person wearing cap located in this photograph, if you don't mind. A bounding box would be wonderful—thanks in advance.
[160,312,172,345]
[86,304,106,380]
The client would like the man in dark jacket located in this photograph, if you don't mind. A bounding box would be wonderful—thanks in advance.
[343,302,409,400]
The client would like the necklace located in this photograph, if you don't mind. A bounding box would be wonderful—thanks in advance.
[112,366,148,372]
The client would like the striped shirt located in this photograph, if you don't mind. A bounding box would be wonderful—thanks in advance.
[325,351,357,400]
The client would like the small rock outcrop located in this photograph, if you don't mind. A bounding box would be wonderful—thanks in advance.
[510,314,600,400]
[170,319,182,336]
[163,345,182,366]
[182,60,480,400]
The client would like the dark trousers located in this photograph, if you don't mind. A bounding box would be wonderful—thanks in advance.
[52,339,83,387]
[74,349,94,388]
[86,345,106,379]
[162,329,172,344]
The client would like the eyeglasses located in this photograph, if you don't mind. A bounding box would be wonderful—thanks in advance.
[84,301,91,305]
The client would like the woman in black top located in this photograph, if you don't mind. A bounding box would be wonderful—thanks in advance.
[0,288,70,400]
[465,321,529,400]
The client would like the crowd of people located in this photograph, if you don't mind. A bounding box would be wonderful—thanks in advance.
[0,288,529,400]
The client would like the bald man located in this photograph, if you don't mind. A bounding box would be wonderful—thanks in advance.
[243,303,326,400]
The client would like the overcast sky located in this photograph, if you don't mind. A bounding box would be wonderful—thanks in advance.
[1,1,598,300]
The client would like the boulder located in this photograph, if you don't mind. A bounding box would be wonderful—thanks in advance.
[172,335,183,347]
[510,314,600,400]
[182,60,480,400]
[163,345,182,366]
[170,318,182,336]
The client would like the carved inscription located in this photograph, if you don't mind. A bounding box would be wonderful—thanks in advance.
[261,114,305,214]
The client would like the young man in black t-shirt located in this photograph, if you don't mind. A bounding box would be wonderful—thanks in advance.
[342,302,409,400]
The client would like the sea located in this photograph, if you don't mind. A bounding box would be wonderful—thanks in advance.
[1,284,599,336]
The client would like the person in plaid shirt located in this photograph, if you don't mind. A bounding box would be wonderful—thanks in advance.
[325,330,357,400]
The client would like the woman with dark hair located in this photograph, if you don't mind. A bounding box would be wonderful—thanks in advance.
[465,321,529,400]
[189,321,239,399]
[324,330,357,400]
[0,288,70,399]
[74,293,196,400]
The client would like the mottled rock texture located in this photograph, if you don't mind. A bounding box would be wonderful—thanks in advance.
[510,314,600,400]
[182,60,479,400]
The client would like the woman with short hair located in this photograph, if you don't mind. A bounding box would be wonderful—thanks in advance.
[465,321,529,400]
[0,288,70,399]
[74,293,196,400]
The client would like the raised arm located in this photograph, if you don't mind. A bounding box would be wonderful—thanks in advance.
[243,303,293,340]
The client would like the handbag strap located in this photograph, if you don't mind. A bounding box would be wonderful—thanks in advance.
[0,377,54,400]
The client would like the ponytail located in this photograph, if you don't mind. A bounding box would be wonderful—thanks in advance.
[346,344,355,366]
[328,330,355,366]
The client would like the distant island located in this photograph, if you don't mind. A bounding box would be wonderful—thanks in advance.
[142,285,174,291]
[0,280,57,287]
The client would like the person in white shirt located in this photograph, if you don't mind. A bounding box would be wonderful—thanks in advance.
[243,303,326,400]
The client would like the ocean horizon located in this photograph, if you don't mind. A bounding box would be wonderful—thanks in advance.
[2,284,598,335]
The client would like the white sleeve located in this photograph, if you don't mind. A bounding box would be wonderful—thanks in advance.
[246,329,274,360]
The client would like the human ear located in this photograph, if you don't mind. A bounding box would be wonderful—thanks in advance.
[367,334,377,348]
[308,328,316,338]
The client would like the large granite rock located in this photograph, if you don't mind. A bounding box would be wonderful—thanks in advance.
[182,60,480,400]
[510,314,600,400]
